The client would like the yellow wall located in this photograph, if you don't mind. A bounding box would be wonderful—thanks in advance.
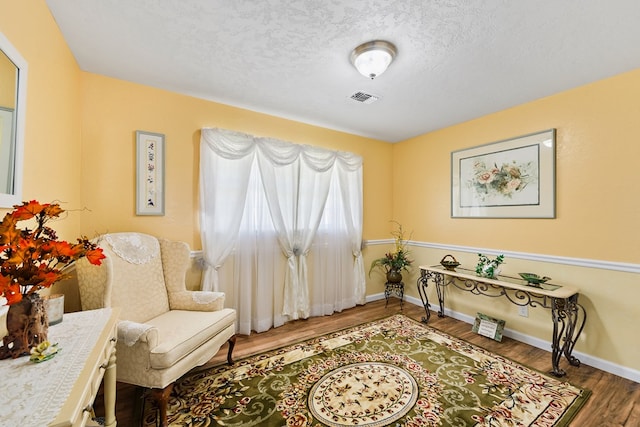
[1,0,639,374]
[0,0,85,308]
[0,0,83,238]
[79,73,392,247]
[396,70,640,263]
[394,70,640,371]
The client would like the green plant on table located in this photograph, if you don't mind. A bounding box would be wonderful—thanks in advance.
[475,253,504,278]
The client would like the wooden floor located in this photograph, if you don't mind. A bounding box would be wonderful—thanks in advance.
[98,299,639,426]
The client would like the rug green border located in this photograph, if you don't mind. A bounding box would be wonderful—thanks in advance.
[400,314,592,426]
[180,312,591,426]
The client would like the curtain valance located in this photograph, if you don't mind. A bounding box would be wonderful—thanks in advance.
[201,128,362,171]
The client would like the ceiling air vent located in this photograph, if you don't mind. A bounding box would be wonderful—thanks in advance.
[349,91,380,104]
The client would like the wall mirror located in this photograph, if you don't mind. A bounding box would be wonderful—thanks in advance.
[0,31,27,208]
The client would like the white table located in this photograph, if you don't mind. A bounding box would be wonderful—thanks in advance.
[0,308,119,426]
[417,265,586,377]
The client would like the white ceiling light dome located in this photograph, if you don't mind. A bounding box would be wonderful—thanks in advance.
[350,40,397,79]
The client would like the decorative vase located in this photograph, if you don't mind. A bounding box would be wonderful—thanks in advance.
[0,293,49,359]
[475,253,505,279]
[386,269,403,284]
[480,264,501,279]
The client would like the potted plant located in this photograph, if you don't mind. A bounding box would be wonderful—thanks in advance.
[369,222,412,283]
[475,253,505,279]
[0,200,105,359]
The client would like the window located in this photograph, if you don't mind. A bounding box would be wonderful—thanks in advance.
[199,128,364,334]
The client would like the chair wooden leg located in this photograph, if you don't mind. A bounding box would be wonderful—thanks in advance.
[151,383,174,427]
[227,334,236,365]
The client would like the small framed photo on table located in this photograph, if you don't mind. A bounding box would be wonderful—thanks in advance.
[135,130,165,216]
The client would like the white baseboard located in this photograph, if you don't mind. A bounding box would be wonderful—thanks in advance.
[367,292,640,383]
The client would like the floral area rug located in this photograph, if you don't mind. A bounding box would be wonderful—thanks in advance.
[142,314,590,426]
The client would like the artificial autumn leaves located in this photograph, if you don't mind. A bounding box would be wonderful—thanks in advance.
[0,200,105,305]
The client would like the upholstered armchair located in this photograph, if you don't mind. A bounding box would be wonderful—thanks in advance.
[76,232,236,426]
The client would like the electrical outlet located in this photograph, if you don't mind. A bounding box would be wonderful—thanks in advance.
[518,305,529,317]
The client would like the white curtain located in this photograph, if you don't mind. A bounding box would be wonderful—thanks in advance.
[338,162,366,304]
[199,128,364,334]
[230,166,286,334]
[308,170,360,316]
[199,130,255,291]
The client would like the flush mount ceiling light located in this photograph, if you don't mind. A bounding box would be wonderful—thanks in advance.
[350,40,397,79]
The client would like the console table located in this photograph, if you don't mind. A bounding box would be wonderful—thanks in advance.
[0,307,119,426]
[417,265,586,377]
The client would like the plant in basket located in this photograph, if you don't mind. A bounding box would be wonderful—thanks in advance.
[0,200,105,359]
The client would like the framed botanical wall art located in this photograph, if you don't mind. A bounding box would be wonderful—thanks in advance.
[451,129,556,218]
[136,130,165,215]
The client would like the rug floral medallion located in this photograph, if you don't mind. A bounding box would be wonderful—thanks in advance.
[143,314,589,426]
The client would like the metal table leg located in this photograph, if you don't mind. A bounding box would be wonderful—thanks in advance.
[416,270,431,322]
[550,295,586,377]
[433,272,445,317]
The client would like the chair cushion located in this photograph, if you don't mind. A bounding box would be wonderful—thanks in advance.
[146,308,236,369]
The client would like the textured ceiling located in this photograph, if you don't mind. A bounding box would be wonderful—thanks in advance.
[46,0,640,142]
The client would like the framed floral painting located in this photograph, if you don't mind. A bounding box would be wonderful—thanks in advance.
[451,129,556,218]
